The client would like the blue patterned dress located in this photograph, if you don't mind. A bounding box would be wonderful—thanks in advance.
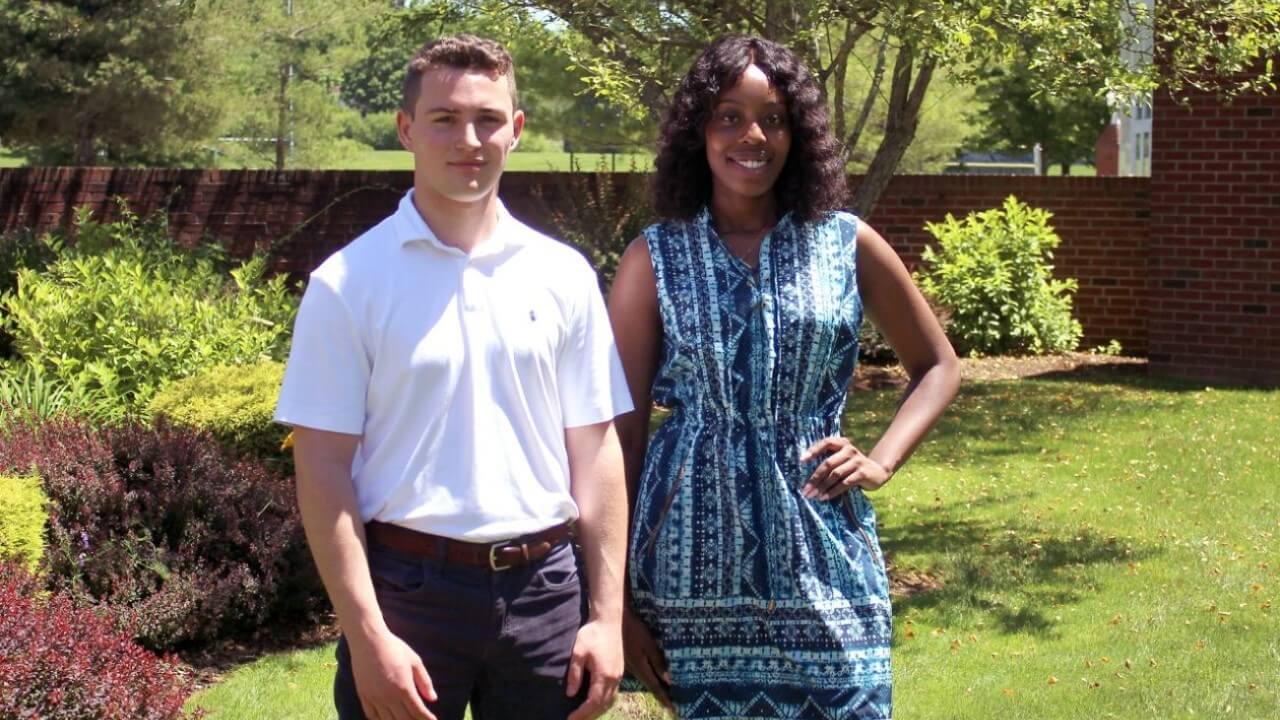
[629,208,892,720]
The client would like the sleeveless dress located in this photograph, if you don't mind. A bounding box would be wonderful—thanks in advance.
[629,208,893,720]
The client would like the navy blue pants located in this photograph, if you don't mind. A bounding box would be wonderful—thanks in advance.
[335,540,587,720]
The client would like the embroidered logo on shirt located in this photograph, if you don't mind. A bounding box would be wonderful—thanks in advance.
[529,309,537,322]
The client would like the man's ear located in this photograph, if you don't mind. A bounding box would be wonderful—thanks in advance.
[510,109,525,150]
[395,109,414,151]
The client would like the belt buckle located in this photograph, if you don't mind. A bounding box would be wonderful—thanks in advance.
[489,542,515,571]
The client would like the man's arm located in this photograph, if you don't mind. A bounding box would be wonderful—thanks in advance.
[563,420,628,720]
[293,426,437,720]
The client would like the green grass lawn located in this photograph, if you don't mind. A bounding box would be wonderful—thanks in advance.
[337,148,654,173]
[189,370,1279,718]
[1049,163,1098,176]
[0,148,25,168]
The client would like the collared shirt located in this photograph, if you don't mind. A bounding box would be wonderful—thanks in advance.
[275,190,632,542]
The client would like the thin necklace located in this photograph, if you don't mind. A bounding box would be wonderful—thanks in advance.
[712,213,774,267]
[721,230,764,266]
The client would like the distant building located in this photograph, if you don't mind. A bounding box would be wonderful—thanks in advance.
[1095,122,1120,176]
[1112,0,1154,176]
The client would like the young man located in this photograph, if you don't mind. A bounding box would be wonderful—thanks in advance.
[275,34,630,720]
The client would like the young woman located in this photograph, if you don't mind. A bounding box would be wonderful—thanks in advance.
[608,36,960,720]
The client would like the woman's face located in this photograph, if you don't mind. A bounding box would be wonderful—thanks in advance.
[704,64,791,205]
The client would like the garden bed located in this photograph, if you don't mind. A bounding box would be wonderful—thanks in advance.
[853,352,1147,391]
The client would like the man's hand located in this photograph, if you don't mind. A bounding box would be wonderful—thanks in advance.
[565,619,623,720]
[349,629,438,720]
[622,609,673,714]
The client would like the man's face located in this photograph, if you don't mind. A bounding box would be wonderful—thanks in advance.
[397,67,524,207]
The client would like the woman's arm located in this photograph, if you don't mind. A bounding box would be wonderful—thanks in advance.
[605,236,673,710]
[804,221,960,499]
[606,237,662,529]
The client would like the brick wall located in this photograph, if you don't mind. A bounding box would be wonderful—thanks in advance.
[868,175,1150,354]
[1148,84,1280,385]
[1,167,1151,353]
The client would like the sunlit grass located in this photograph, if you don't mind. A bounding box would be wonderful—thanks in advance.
[188,645,666,719]
[188,372,1279,718]
[861,374,1280,719]
[0,148,25,168]
[188,645,337,719]
[334,148,653,173]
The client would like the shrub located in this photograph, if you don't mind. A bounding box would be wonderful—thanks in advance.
[0,227,59,360]
[533,158,653,290]
[859,321,897,365]
[914,195,1082,356]
[343,110,400,150]
[0,416,323,650]
[0,363,88,429]
[0,206,298,421]
[0,474,47,572]
[0,561,201,720]
[858,297,949,366]
[149,360,290,464]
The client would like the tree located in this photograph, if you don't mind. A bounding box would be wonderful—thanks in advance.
[338,1,649,153]
[968,63,1111,175]
[500,0,1280,213]
[340,2,471,117]
[0,0,224,166]
[848,67,979,174]
[206,0,388,169]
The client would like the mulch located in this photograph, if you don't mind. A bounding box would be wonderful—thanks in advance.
[183,615,341,689]
[853,351,1147,391]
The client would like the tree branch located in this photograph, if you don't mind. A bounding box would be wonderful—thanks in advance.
[850,41,935,215]
[844,27,889,160]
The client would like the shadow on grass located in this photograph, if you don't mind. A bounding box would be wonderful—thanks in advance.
[1026,362,1219,392]
[181,616,339,683]
[883,495,1162,639]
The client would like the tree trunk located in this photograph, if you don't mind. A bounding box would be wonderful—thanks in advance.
[845,30,889,162]
[275,63,290,171]
[1060,161,1071,175]
[764,0,802,41]
[849,47,935,217]
[825,19,871,150]
[74,125,96,166]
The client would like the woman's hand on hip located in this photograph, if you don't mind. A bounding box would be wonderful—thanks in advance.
[800,436,892,500]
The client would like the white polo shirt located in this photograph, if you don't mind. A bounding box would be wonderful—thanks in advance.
[275,190,632,542]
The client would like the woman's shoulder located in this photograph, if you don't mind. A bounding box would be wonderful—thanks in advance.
[826,209,861,230]
[641,217,702,254]
[644,216,700,236]
[792,210,860,247]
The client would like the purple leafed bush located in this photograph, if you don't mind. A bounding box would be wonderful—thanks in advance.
[0,561,202,719]
[0,416,322,650]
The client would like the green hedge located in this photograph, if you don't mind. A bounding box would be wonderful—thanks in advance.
[915,195,1082,356]
[0,474,47,571]
[1,208,297,421]
[149,360,289,463]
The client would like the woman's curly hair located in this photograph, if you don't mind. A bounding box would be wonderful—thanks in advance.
[653,35,847,223]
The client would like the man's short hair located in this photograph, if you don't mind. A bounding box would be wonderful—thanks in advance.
[401,34,518,115]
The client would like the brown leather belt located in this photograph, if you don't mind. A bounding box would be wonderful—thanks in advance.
[365,520,574,571]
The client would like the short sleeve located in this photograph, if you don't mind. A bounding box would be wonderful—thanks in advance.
[556,264,634,428]
[274,275,369,435]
